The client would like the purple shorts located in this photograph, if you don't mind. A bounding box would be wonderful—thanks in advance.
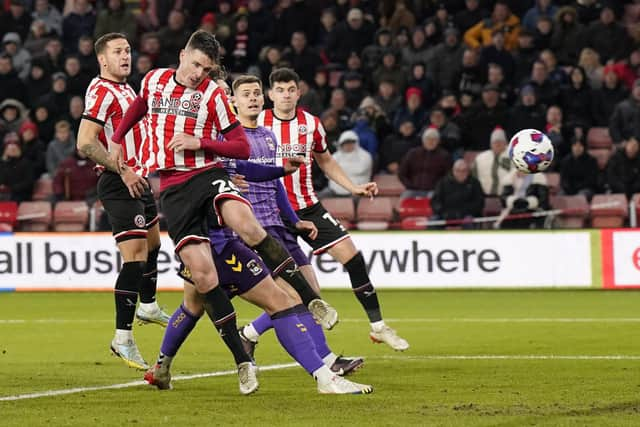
[178,239,269,299]
[264,225,310,267]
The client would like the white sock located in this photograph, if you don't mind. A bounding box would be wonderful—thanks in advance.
[322,352,338,367]
[370,320,386,332]
[243,324,260,342]
[115,329,133,343]
[312,365,334,383]
[139,301,159,312]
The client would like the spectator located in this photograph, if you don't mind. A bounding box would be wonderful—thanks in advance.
[500,169,550,229]
[573,0,603,25]
[527,60,560,108]
[508,85,546,137]
[578,47,603,89]
[606,137,640,198]
[428,107,462,155]
[62,0,96,53]
[198,12,217,34]
[487,63,515,105]
[138,32,171,68]
[46,120,75,176]
[455,0,489,33]
[31,102,54,143]
[0,132,34,202]
[399,126,452,198]
[387,0,415,36]
[362,28,392,75]
[76,35,97,77]
[0,98,27,134]
[341,72,367,112]
[326,8,375,64]
[373,49,406,95]
[65,96,84,134]
[461,84,508,151]
[551,6,585,66]
[41,72,70,120]
[323,130,373,197]
[456,48,484,98]
[297,79,323,117]
[359,95,392,145]
[472,126,513,196]
[401,27,433,68]
[407,62,436,110]
[351,109,378,161]
[393,86,428,132]
[18,120,45,177]
[545,105,569,159]
[439,91,463,120]
[93,0,137,40]
[223,12,254,73]
[157,10,191,60]
[344,52,365,85]
[584,5,631,63]
[392,26,410,51]
[592,66,628,127]
[379,118,419,174]
[523,0,558,32]
[480,30,515,82]
[316,8,336,50]
[0,54,27,105]
[560,66,593,130]
[63,55,90,97]
[430,27,464,93]
[273,0,318,47]
[533,15,554,51]
[31,0,63,36]
[464,1,521,52]
[24,20,54,57]
[128,54,152,93]
[215,0,235,37]
[36,37,63,76]
[0,0,32,42]
[609,79,640,145]
[320,108,340,151]
[540,49,568,87]
[257,46,282,89]
[431,159,484,228]
[247,0,275,48]
[282,31,322,85]
[373,79,402,120]
[560,138,598,200]
[53,149,97,202]
[2,32,31,81]
[512,29,538,86]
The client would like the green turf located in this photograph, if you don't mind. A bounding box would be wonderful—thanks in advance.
[1,290,639,426]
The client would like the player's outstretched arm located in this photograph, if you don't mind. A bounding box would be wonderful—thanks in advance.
[313,150,378,198]
[233,155,304,183]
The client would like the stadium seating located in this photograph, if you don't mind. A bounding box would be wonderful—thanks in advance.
[53,201,89,231]
[586,127,613,149]
[374,174,405,197]
[320,197,355,229]
[550,195,590,228]
[482,196,503,216]
[590,194,628,228]
[356,197,394,230]
[17,201,52,231]
[31,177,53,201]
[588,148,614,170]
[545,172,561,195]
[400,216,428,230]
[398,197,432,218]
[0,201,18,231]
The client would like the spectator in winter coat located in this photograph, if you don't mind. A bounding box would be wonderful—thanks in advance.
[584,5,632,63]
[460,84,508,151]
[592,66,628,127]
[427,107,462,156]
[500,169,550,229]
[0,132,34,202]
[0,98,27,135]
[2,32,31,81]
[464,1,521,52]
[93,0,138,40]
[31,0,63,36]
[560,139,598,200]
[53,149,97,202]
[374,79,402,120]
[551,6,585,66]
[393,87,428,132]
[351,111,378,161]
[560,66,593,130]
[326,8,375,64]
[430,27,465,93]
[379,119,420,174]
[522,0,558,32]
[0,54,27,105]
[18,120,45,178]
[46,120,75,177]
[472,126,512,196]
[609,79,640,145]
[508,85,546,137]
[361,28,392,75]
[606,138,640,198]
[455,0,489,33]
[431,159,484,227]
[62,0,96,53]
[324,130,373,197]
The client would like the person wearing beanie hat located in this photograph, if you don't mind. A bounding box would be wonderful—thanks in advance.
[592,63,628,127]
[323,129,373,197]
[398,124,452,198]
[200,12,217,33]
[2,32,31,81]
[392,85,428,131]
[0,130,34,202]
[472,125,512,196]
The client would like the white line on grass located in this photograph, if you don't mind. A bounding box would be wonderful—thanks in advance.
[376,355,640,361]
[0,362,298,402]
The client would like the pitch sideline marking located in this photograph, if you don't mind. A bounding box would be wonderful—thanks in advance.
[3,355,640,402]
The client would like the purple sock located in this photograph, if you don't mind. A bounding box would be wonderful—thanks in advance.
[298,310,331,359]
[252,312,274,335]
[160,304,199,357]
[271,309,324,375]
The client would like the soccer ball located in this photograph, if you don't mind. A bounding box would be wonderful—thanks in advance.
[508,129,554,173]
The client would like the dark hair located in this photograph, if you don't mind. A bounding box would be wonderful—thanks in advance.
[232,74,262,93]
[94,33,128,55]
[269,67,300,87]
[185,29,221,63]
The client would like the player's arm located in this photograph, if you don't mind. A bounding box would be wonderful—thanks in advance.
[234,156,305,182]
[276,179,317,240]
[77,119,122,174]
[313,150,378,198]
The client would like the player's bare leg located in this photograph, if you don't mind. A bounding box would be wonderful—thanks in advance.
[135,223,171,327]
[220,199,338,329]
[328,238,409,351]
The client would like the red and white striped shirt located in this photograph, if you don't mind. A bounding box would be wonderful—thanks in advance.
[139,68,237,174]
[82,76,147,175]
[258,108,328,210]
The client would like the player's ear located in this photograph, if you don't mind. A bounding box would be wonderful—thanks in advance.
[267,88,275,102]
[179,49,185,63]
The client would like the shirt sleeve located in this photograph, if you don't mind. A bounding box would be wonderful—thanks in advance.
[82,85,114,126]
[312,116,328,153]
[210,87,240,133]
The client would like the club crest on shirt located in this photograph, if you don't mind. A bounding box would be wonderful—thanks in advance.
[298,125,307,134]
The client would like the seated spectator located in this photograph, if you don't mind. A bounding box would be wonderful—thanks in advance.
[0,0,31,42]
[464,1,521,52]
[508,85,546,137]
[401,26,433,69]
[592,65,628,127]
[328,88,353,132]
[351,109,378,161]
[500,169,550,229]
[472,126,512,196]
[358,96,392,146]
[455,0,489,34]
[341,72,367,112]
[461,84,508,151]
[373,79,402,120]
[320,109,340,150]
[298,80,323,117]
[480,30,515,82]
[53,149,98,202]
[362,28,392,75]
[584,5,631,64]
[326,7,375,64]
[544,105,569,160]
[379,119,419,174]
[609,79,640,145]
[35,37,63,76]
[427,107,462,156]
[138,32,172,68]
[0,98,27,135]
[560,139,598,200]
[560,66,593,130]
[46,120,75,176]
[431,159,484,228]
[512,29,538,86]
[30,102,54,143]
[393,87,428,132]
[18,120,45,178]
[93,0,137,40]
[282,31,321,85]
[399,126,452,199]
[24,19,54,57]
[26,59,50,106]
[128,54,152,93]
[551,6,584,67]
[430,27,464,94]
[533,15,554,51]
[62,0,96,53]
[523,0,558,32]
[527,60,560,108]
[2,32,31,81]
[0,54,27,105]
[540,49,568,87]
[578,47,603,90]
[0,132,34,202]
[65,96,84,134]
[456,48,484,98]
[406,62,436,110]
[606,137,640,198]
[63,55,91,97]
[40,72,70,121]
[322,130,373,198]
[76,35,98,77]
[373,49,407,95]
[31,0,63,36]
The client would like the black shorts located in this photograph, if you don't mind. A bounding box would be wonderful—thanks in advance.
[159,167,249,253]
[282,202,349,255]
[97,171,159,243]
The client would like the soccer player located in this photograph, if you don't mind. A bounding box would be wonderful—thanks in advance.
[258,68,409,351]
[77,32,170,370]
[142,74,372,395]
[112,31,336,393]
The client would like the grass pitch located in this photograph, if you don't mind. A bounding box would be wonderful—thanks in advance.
[0,290,639,426]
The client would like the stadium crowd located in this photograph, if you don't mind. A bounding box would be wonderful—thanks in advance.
[0,0,639,229]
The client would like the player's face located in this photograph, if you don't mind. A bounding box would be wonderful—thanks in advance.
[99,38,131,80]
[178,48,215,89]
[233,82,264,119]
[269,81,299,113]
